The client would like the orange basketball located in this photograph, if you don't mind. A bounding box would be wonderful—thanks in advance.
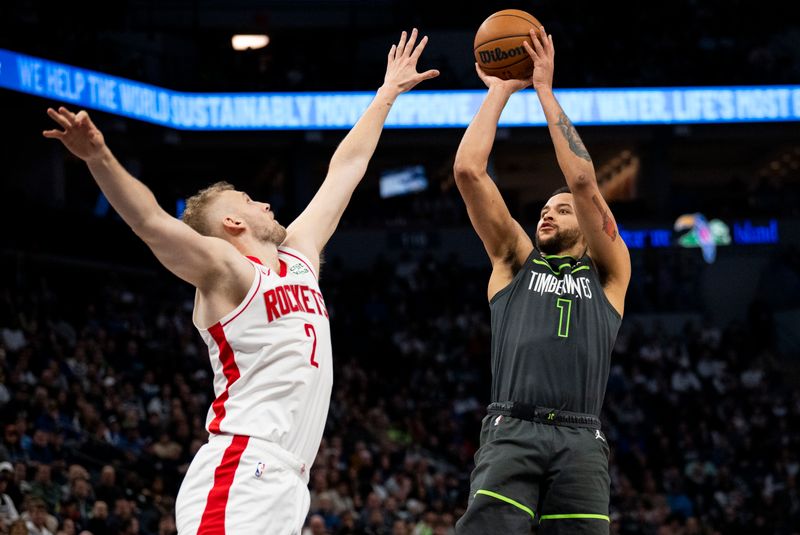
[474,9,543,80]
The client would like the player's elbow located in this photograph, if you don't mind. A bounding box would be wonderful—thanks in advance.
[131,212,168,243]
[565,171,597,192]
[453,161,484,183]
[328,154,369,177]
[131,221,159,244]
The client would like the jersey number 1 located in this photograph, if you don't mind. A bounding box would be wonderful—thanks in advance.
[556,298,572,338]
[305,324,319,368]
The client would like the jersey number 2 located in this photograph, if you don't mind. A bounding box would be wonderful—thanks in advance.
[305,324,319,368]
[556,298,572,338]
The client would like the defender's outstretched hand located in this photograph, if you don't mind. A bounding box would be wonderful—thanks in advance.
[43,107,106,162]
[523,27,555,92]
[382,28,440,94]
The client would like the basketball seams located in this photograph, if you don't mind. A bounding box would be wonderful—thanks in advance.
[473,33,533,50]
[486,13,539,27]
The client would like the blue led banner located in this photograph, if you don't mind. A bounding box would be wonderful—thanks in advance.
[618,219,779,250]
[2,48,800,130]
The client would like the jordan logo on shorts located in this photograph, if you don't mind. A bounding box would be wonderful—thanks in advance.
[595,430,606,442]
[493,415,503,426]
[255,462,266,478]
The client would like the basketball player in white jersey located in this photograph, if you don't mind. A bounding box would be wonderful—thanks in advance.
[43,29,438,535]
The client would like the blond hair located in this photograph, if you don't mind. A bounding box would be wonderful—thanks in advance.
[181,181,234,236]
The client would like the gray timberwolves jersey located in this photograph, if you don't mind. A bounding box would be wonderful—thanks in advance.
[489,248,622,416]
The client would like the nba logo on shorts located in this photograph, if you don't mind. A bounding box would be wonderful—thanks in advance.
[254,462,266,478]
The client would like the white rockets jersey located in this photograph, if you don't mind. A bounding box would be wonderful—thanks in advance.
[194,246,333,468]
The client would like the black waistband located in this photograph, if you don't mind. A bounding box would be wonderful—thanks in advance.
[487,402,601,430]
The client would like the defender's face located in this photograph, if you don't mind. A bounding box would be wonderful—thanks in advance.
[219,190,286,244]
[537,193,582,254]
[238,191,276,223]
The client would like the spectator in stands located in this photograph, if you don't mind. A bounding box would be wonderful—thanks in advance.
[303,514,327,535]
[55,517,76,535]
[1,426,25,465]
[0,463,20,526]
[22,498,54,535]
[85,500,110,535]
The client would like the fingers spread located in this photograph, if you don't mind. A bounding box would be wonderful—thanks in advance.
[388,44,397,61]
[42,129,65,139]
[523,40,538,61]
[532,29,545,55]
[410,35,428,61]
[396,30,408,57]
[47,108,72,129]
[404,28,418,57]
[419,69,440,81]
[59,106,77,122]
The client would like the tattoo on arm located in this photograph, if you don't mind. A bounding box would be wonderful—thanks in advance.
[591,195,618,241]
[556,112,592,162]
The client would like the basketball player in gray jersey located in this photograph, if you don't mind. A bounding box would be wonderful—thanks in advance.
[453,28,631,534]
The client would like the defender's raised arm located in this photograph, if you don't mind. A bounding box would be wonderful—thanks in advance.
[285,29,439,270]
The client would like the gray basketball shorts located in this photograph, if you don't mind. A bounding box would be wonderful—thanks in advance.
[456,404,611,535]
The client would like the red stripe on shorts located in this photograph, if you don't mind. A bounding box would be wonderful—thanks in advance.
[207,323,240,434]
[197,435,250,535]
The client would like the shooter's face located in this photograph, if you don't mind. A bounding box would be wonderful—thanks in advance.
[537,193,582,255]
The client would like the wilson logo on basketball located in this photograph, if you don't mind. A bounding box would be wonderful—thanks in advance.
[478,46,526,64]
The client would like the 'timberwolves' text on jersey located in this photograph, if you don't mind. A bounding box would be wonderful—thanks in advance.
[194,247,332,468]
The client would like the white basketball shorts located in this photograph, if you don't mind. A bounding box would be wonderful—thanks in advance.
[176,434,310,535]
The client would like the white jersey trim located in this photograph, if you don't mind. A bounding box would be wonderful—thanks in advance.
[278,246,318,280]
[192,262,263,332]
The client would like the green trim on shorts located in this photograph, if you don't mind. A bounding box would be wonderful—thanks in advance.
[475,490,535,519]
[539,513,610,522]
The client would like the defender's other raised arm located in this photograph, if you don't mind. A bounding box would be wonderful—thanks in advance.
[43,107,248,290]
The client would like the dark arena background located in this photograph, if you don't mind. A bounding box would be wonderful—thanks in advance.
[1,1,800,534]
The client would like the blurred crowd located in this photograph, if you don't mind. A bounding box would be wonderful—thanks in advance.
[0,248,798,534]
